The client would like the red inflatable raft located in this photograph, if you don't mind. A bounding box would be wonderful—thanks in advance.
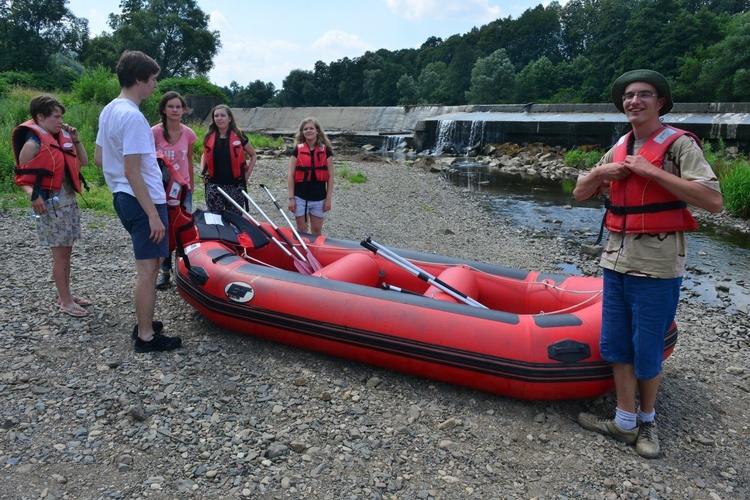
[175,209,677,400]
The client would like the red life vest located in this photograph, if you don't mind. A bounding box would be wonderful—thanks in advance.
[202,130,246,181]
[294,143,330,183]
[157,152,193,253]
[12,119,85,195]
[605,126,699,234]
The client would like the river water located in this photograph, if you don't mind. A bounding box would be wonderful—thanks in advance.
[443,161,750,315]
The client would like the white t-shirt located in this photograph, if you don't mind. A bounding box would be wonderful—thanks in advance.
[96,98,166,203]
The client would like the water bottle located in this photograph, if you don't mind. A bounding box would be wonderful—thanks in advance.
[29,196,60,219]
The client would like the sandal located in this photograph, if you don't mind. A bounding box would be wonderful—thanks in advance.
[57,297,93,307]
[59,305,90,317]
[74,297,93,307]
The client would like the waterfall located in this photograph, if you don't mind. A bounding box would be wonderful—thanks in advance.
[433,118,486,155]
[466,120,485,155]
[381,135,408,152]
[433,120,457,155]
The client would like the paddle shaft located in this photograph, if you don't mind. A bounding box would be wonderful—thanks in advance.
[216,187,297,261]
[260,184,312,253]
[362,237,487,309]
[241,191,308,263]
[260,184,322,271]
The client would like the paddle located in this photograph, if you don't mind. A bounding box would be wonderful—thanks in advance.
[216,187,313,274]
[381,283,421,296]
[361,237,488,309]
[259,184,323,271]
[241,190,313,272]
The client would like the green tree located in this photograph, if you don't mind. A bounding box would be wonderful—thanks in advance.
[396,75,419,105]
[514,56,557,102]
[569,0,634,101]
[695,11,750,101]
[559,0,599,59]
[465,49,515,104]
[443,39,477,105]
[273,69,318,107]
[232,80,276,108]
[503,5,563,68]
[617,0,722,78]
[0,0,89,73]
[96,0,220,78]
[418,62,450,104]
[80,33,120,72]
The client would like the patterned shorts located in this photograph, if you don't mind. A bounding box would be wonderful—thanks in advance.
[205,183,247,216]
[36,200,81,248]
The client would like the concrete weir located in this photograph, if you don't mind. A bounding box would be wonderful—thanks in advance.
[233,103,750,153]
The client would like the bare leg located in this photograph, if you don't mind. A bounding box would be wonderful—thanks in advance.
[612,362,638,413]
[638,374,661,414]
[308,215,324,236]
[51,246,75,309]
[135,257,163,341]
[295,215,309,234]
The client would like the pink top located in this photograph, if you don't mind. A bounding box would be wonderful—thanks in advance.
[151,123,198,188]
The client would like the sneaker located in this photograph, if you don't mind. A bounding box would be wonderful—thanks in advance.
[156,273,171,290]
[131,321,164,340]
[134,333,182,353]
[636,421,659,458]
[577,412,639,445]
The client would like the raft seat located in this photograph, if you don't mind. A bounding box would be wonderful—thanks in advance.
[423,265,480,303]
[312,252,381,287]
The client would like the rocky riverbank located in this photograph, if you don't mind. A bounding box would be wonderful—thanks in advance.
[1,154,748,499]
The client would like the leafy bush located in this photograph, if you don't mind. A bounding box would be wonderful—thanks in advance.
[0,69,78,92]
[72,67,120,106]
[0,90,38,194]
[720,161,750,218]
[157,76,227,100]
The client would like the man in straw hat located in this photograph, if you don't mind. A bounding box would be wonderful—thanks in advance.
[573,70,723,458]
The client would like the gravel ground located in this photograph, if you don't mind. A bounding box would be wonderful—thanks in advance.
[1,153,749,499]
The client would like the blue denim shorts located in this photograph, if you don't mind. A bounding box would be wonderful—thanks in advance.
[293,197,325,218]
[600,268,682,381]
[113,192,169,260]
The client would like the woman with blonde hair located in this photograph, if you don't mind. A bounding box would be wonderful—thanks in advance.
[200,104,257,214]
[287,117,334,236]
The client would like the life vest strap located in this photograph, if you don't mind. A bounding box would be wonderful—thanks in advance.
[604,198,687,215]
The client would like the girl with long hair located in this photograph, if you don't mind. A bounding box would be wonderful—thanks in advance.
[287,117,334,236]
[151,91,198,289]
[200,104,257,214]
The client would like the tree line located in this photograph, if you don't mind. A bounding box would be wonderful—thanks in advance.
[2,0,749,107]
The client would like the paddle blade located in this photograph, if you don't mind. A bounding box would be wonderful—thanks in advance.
[307,251,322,271]
[294,259,314,275]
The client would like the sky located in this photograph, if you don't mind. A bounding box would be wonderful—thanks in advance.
[67,0,559,89]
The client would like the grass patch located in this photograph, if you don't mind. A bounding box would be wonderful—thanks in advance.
[336,162,368,184]
[564,147,603,170]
